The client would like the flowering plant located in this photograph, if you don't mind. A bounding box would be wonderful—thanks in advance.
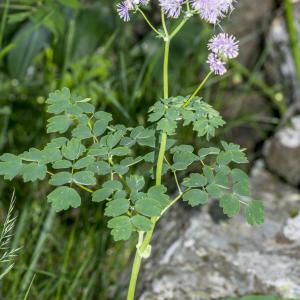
[0,1,264,299]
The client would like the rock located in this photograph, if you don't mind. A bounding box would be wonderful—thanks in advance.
[283,214,300,242]
[136,161,300,300]
[264,115,300,186]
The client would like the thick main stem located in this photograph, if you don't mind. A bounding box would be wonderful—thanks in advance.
[126,39,170,300]
[126,252,142,300]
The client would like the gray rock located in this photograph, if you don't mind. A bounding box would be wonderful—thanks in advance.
[137,162,300,300]
[264,115,300,186]
[283,214,300,242]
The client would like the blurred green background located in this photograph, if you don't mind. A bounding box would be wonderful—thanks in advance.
[0,0,292,299]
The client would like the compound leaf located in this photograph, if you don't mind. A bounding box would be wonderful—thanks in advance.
[147,185,170,208]
[220,194,240,217]
[135,197,161,217]
[49,171,72,186]
[52,160,72,169]
[182,173,207,188]
[107,131,124,148]
[47,186,81,212]
[206,183,222,198]
[77,102,94,113]
[41,148,62,164]
[46,87,71,114]
[131,215,152,231]
[93,120,108,136]
[47,115,72,134]
[0,153,23,180]
[94,111,112,122]
[215,170,229,187]
[21,163,47,182]
[148,101,165,122]
[73,156,95,169]
[231,150,248,164]
[103,180,122,191]
[72,125,93,139]
[88,161,111,175]
[107,216,132,241]
[172,151,198,171]
[73,171,96,186]
[62,138,85,161]
[246,200,265,225]
[203,165,214,183]
[198,147,220,159]
[232,168,249,182]
[19,148,43,162]
[233,180,250,196]
[111,147,131,157]
[45,137,68,149]
[126,175,145,192]
[157,118,177,135]
[92,188,113,203]
[104,198,130,217]
[20,148,62,164]
[183,189,208,207]
[113,164,129,175]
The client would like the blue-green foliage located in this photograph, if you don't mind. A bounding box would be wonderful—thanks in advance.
[0,88,265,241]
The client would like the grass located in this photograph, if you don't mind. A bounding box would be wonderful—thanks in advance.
[0,192,136,299]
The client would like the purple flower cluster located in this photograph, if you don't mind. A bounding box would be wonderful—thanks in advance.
[207,53,226,75]
[191,0,235,24]
[117,0,150,22]
[117,0,237,23]
[158,0,235,21]
[115,1,240,76]
[208,33,239,59]
[206,32,239,75]
[159,0,184,18]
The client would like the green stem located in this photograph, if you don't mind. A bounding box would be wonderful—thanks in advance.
[160,191,186,217]
[155,131,167,185]
[76,184,93,193]
[164,156,182,194]
[186,0,190,10]
[126,21,171,300]
[284,0,300,86]
[182,71,212,108]
[137,8,161,36]
[170,18,188,40]
[161,11,168,37]
[163,40,170,98]
[126,252,142,300]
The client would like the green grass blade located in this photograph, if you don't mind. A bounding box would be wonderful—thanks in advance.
[19,207,56,295]
[23,274,36,300]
